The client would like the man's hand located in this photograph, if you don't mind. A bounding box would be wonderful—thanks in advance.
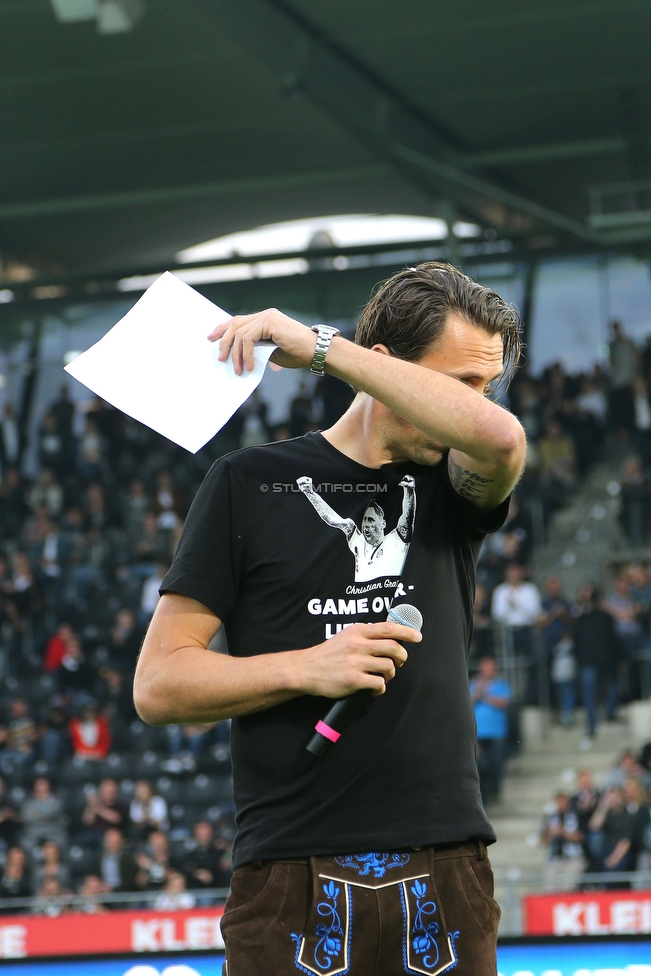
[291,621,421,699]
[296,476,314,493]
[208,309,319,375]
[135,594,420,726]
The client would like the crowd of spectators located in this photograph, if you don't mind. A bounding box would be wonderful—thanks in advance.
[541,748,651,891]
[0,317,648,908]
[473,556,651,740]
[467,323,651,731]
[0,365,357,913]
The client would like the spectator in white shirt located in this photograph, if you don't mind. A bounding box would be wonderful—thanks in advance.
[154,870,196,911]
[492,563,542,704]
[634,376,651,468]
[492,562,542,627]
[128,780,169,841]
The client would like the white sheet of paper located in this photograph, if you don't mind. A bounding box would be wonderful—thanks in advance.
[64,272,277,453]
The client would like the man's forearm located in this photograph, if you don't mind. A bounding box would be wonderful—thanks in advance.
[134,645,303,725]
[135,595,421,726]
[325,337,522,463]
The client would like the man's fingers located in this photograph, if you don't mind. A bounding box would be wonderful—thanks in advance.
[242,329,259,373]
[363,656,396,681]
[216,320,267,373]
[217,326,236,362]
[361,674,387,697]
[208,313,256,342]
[357,622,422,643]
[367,640,408,666]
[207,321,230,342]
[230,329,245,374]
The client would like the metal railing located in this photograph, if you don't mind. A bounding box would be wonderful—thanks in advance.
[3,869,649,936]
[0,886,230,915]
[474,621,651,709]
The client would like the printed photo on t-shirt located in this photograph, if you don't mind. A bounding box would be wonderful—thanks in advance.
[296,474,416,582]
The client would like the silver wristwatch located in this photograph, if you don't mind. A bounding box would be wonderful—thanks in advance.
[310,324,341,375]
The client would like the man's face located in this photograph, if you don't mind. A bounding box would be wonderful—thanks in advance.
[608,788,624,810]
[506,564,524,586]
[104,830,122,854]
[362,507,385,545]
[150,832,168,858]
[99,780,117,803]
[11,700,27,718]
[578,583,595,604]
[546,577,562,598]
[479,658,496,681]
[556,794,570,814]
[379,314,504,466]
[577,772,593,791]
[117,609,134,630]
[622,754,637,774]
[630,565,647,587]
[195,822,213,846]
[34,779,49,799]
[622,779,639,804]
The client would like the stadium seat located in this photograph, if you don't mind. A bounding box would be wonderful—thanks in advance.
[29,674,57,706]
[68,845,97,880]
[154,776,183,805]
[129,720,167,753]
[60,758,105,786]
[179,774,222,806]
[132,750,163,780]
[100,753,133,780]
[168,802,206,837]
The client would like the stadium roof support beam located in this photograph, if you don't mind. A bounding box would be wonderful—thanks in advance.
[459,136,631,168]
[206,0,596,241]
[0,164,389,220]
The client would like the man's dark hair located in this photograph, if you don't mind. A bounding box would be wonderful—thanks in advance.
[365,500,385,519]
[355,262,521,392]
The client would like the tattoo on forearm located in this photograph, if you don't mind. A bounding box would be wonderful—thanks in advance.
[449,456,495,501]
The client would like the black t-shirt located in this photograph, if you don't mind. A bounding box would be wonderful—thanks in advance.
[162,432,508,867]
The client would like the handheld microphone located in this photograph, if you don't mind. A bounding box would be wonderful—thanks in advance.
[305,603,423,757]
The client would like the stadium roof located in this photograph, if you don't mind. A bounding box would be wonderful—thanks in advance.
[2,0,651,286]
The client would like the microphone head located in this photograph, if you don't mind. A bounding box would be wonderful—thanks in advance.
[387,603,423,633]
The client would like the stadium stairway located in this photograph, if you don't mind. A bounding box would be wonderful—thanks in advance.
[488,714,634,934]
[532,453,626,594]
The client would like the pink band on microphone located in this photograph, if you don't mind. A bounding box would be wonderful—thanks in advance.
[315,720,341,743]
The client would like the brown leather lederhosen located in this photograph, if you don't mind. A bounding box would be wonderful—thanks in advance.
[221,841,501,976]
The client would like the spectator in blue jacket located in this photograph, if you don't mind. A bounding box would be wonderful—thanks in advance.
[470,656,511,804]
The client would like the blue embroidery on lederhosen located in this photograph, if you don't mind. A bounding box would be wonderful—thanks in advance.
[399,879,459,975]
[291,880,352,976]
[333,852,410,878]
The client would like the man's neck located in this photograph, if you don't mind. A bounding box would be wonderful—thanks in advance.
[322,395,394,468]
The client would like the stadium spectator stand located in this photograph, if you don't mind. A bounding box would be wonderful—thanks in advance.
[0,320,651,910]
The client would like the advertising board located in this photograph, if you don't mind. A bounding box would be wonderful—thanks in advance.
[524,891,651,936]
[497,937,651,975]
[0,908,649,976]
[0,908,224,960]
[0,956,224,975]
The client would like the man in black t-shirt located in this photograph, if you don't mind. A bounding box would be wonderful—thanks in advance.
[134,262,525,976]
